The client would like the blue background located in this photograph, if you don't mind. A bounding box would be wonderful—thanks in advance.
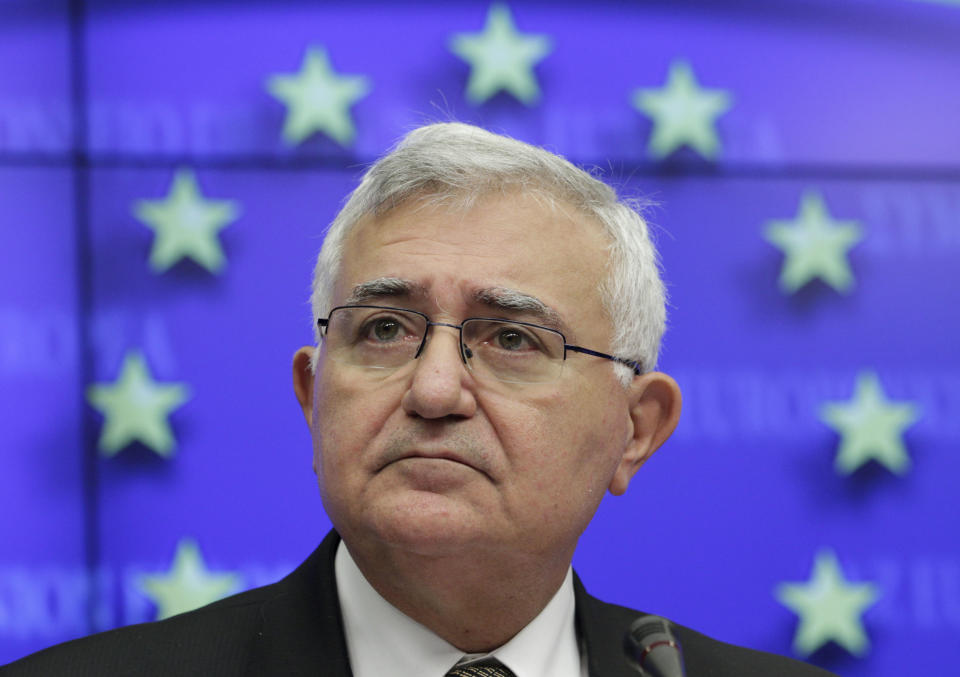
[1,1,959,674]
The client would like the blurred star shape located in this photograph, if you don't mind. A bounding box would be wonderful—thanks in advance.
[266,45,371,146]
[450,3,553,105]
[776,549,879,657]
[764,190,863,294]
[631,60,732,159]
[139,539,242,620]
[133,169,239,274]
[820,371,920,475]
[86,350,190,458]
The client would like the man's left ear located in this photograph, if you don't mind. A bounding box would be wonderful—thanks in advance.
[608,372,682,496]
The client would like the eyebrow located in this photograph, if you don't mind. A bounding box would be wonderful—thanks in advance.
[345,278,571,337]
[473,287,570,336]
[346,277,428,304]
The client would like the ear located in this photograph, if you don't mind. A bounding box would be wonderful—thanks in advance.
[292,346,317,426]
[608,372,682,496]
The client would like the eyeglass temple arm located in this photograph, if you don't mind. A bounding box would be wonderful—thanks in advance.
[564,345,642,375]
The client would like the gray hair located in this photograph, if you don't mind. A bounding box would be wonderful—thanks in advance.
[309,122,666,384]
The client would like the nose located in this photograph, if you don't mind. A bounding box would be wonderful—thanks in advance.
[401,325,477,420]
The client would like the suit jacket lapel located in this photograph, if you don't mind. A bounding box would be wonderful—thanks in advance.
[246,533,645,676]
[246,531,353,676]
[574,572,646,677]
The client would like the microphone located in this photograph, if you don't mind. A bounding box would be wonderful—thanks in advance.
[623,615,686,677]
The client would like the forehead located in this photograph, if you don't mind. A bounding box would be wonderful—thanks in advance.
[336,192,613,336]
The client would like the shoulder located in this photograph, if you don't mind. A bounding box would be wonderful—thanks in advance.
[0,580,282,677]
[2,534,344,677]
[673,622,837,677]
[573,576,837,677]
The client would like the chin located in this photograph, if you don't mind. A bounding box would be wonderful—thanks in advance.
[361,492,495,556]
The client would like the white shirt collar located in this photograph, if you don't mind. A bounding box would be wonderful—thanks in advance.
[335,540,583,677]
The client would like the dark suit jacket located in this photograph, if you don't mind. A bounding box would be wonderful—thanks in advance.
[2,531,835,676]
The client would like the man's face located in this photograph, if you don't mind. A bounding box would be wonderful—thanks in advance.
[301,192,657,562]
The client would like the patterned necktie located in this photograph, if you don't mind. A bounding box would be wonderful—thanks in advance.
[444,657,517,677]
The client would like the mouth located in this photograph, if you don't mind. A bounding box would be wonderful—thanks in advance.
[393,450,473,468]
[378,447,490,480]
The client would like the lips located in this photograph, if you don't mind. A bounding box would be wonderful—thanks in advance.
[390,449,474,469]
[376,437,492,480]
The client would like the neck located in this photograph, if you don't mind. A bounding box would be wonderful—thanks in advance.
[342,535,573,652]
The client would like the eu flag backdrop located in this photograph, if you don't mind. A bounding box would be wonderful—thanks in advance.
[1,1,958,674]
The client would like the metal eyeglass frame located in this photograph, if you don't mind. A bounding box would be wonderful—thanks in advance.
[317,304,643,378]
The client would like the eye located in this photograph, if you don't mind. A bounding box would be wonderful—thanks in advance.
[496,328,533,351]
[353,312,416,344]
[369,317,402,342]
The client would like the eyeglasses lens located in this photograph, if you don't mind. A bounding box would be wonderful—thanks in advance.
[322,307,565,384]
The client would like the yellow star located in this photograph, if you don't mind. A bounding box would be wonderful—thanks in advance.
[776,550,880,657]
[133,169,240,275]
[266,46,371,146]
[139,539,242,620]
[631,60,732,159]
[764,191,863,294]
[86,351,190,458]
[820,371,921,475]
[450,3,552,105]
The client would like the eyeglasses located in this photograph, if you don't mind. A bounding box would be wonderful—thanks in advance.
[317,305,641,385]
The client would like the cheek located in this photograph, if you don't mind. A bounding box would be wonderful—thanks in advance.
[313,370,395,481]
[518,387,628,487]
[490,391,602,475]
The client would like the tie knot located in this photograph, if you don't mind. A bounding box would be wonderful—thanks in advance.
[445,657,517,677]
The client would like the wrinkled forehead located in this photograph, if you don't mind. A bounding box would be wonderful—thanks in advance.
[343,188,610,258]
[341,189,609,271]
[355,184,607,237]
[333,191,615,342]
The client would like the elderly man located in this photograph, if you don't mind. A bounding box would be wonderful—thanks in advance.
[4,124,834,676]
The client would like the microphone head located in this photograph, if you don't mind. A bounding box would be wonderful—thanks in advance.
[623,615,686,677]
